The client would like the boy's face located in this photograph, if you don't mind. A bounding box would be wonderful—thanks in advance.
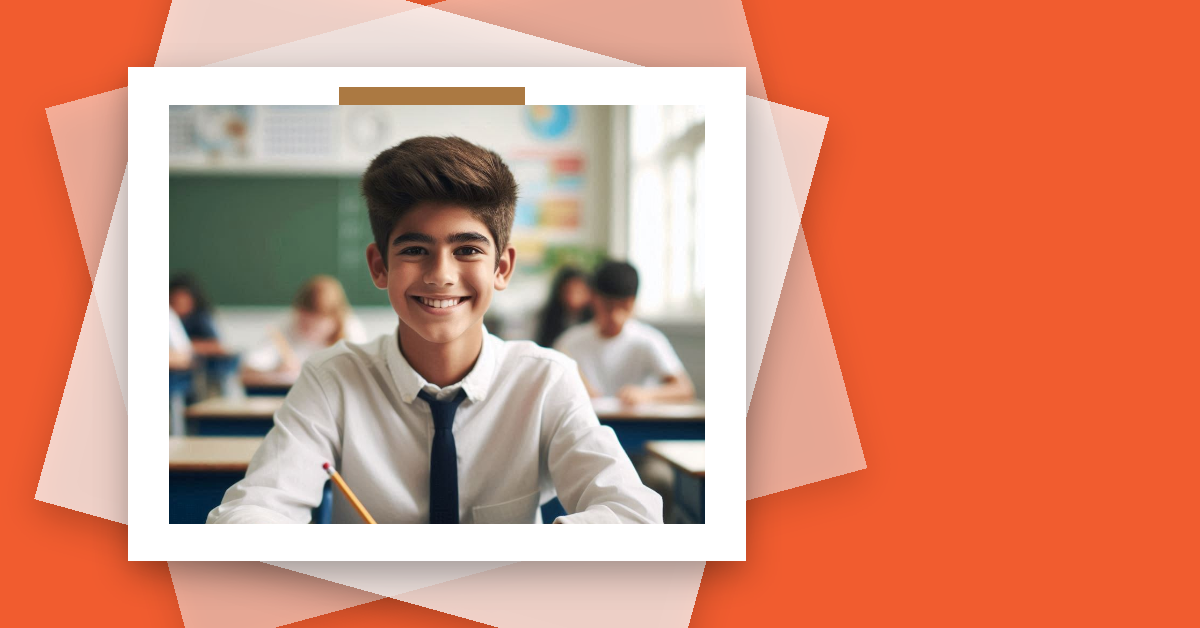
[367,203,515,346]
[593,294,636,338]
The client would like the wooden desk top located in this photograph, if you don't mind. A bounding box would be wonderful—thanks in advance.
[186,396,285,419]
[185,396,703,421]
[241,370,297,390]
[592,398,705,422]
[646,440,705,477]
[169,437,264,472]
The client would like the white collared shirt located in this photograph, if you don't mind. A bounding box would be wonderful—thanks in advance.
[207,330,663,524]
[554,320,685,396]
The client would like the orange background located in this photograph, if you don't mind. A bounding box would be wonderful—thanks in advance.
[4,0,1196,625]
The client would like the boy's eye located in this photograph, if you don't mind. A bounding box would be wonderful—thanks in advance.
[455,246,484,256]
[398,246,426,256]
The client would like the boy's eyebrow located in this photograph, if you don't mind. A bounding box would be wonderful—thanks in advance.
[447,232,491,246]
[392,232,436,246]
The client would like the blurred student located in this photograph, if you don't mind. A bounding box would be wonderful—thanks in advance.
[169,307,193,370]
[169,272,225,355]
[242,275,368,375]
[534,265,593,348]
[555,260,695,405]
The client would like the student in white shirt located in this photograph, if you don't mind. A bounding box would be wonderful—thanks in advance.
[168,307,193,370]
[241,275,369,375]
[554,261,696,406]
[209,136,661,524]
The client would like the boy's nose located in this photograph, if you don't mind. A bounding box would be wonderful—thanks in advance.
[424,252,457,286]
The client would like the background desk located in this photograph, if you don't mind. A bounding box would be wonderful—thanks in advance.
[593,398,705,455]
[169,437,262,524]
[241,370,296,396]
[169,436,331,524]
[186,396,284,436]
[646,440,705,524]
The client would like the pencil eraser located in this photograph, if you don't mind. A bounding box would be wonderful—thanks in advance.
[322,462,331,471]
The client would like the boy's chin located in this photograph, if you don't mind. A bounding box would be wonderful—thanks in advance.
[399,319,477,346]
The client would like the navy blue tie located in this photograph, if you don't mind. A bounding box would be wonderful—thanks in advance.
[418,388,467,524]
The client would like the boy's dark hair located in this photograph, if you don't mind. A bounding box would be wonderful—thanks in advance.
[592,260,639,299]
[361,136,518,265]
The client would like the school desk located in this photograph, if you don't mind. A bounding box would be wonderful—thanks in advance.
[241,369,297,396]
[168,436,332,524]
[645,440,705,524]
[185,396,284,436]
[592,398,705,455]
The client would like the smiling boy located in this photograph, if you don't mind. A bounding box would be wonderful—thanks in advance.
[208,136,662,524]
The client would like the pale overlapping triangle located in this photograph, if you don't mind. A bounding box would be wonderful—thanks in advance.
[36,1,865,626]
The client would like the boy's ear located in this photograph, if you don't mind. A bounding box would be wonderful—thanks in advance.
[366,243,389,289]
[493,245,517,291]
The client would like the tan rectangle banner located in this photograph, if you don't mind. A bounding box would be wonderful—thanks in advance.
[339,87,525,105]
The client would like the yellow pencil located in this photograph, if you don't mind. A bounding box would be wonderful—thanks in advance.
[322,462,377,524]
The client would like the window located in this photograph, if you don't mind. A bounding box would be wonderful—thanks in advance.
[624,105,705,318]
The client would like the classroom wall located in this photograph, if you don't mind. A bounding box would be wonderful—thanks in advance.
[170,106,613,308]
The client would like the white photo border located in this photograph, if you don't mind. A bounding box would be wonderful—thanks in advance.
[129,66,746,561]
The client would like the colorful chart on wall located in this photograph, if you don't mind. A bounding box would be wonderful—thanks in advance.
[524,105,574,140]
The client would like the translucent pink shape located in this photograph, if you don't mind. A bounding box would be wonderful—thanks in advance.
[432,0,768,99]
[156,0,424,66]
[398,561,706,627]
[47,88,126,279]
[35,290,127,522]
[771,101,829,219]
[748,228,867,499]
[169,561,384,627]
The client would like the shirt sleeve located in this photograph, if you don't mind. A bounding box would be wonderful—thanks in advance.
[645,326,686,381]
[206,362,341,524]
[540,359,663,524]
[169,310,192,356]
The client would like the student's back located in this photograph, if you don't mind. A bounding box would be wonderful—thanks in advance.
[555,319,682,396]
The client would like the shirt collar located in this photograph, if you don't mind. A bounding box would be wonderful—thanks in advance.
[386,327,497,405]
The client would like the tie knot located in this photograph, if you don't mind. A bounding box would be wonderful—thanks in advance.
[418,388,467,430]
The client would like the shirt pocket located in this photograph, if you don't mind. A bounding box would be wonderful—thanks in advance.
[471,490,541,524]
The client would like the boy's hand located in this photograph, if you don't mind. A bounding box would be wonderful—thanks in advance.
[617,386,652,406]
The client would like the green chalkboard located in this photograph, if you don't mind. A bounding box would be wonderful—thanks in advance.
[169,174,390,307]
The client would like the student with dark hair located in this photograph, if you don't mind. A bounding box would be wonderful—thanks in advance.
[555,260,695,406]
[534,265,593,348]
[169,272,224,355]
[209,136,660,525]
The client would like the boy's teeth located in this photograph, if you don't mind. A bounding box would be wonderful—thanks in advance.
[420,297,462,308]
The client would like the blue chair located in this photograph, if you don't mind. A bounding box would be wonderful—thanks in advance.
[311,481,334,524]
[203,353,242,398]
[168,370,193,435]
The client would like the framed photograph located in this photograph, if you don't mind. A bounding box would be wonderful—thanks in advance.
[131,66,746,561]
